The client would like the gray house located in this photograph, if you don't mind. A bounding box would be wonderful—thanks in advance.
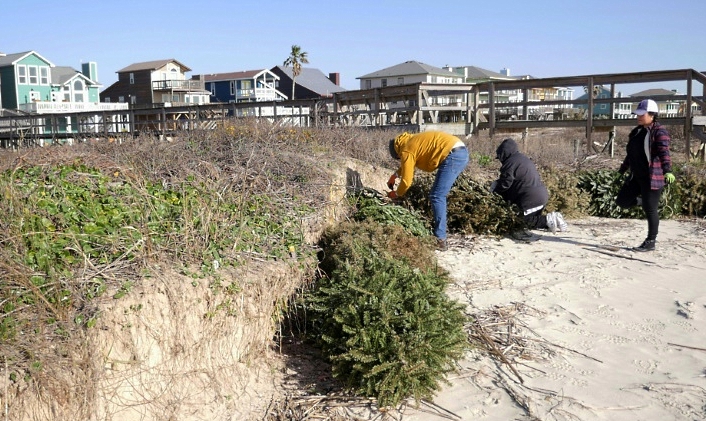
[357,60,464,90]
[270,66,345,100]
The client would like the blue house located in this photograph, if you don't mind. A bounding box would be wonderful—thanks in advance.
[0,51,55,110]
[575,85,632,119]
[0,50,128,141]
[202,69,287,103]
[0,50,125,113]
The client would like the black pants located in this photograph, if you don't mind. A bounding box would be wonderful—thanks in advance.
[616,177,663,241]
[524,208,548,230]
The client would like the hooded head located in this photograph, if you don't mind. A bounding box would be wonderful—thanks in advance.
[389,138,399,159]
[389,132,411,160]
[495,138,518,162]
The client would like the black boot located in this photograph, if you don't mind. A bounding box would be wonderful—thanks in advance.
[634,239,655,252]
[436,238,448,251]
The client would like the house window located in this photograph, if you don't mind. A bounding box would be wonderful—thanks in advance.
[365,80,371,89]
[17,65,27,84]
[118,96,124,103]
[105,97,111,103]
[63,85,71,101]
[381,79,387,88]
[241,80,252,97]
[28,66,39,84]
[40,67,49,85]
[129,73,135,84]
[73,80,86,102]
[397,77,404,85]
[230,81,235,96]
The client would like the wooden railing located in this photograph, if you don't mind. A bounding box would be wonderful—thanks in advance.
[19,101,129,113]
[152,79,205,91]
[2,68,705,157]
[330,68,706,155]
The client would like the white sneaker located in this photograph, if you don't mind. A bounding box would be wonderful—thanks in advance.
[555,212,568,232]
[545,212,557,233]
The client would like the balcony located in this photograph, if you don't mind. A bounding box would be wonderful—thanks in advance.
[19,101,130,114]
[152,79,205,92]
[235,87,283,102]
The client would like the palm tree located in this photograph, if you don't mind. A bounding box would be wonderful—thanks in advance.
[283,45,309,100]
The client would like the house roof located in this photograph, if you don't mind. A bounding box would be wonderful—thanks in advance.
[201,69,277,82]
[0,51,55,67]
[455,65,512,80]
[51,66,101,87]
[117,59,191,73]
[272,66,346,95]
[358,60,459,79]
[630,88,678,97]
[444,65,518,83]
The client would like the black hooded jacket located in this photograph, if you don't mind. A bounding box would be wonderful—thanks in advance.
[493,138,549,212]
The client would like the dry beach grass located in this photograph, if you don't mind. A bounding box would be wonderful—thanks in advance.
[0,121,704,420]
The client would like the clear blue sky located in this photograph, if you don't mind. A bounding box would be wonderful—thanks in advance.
[3,0,705,96]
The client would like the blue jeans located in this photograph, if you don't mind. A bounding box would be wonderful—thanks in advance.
[430,147,469,239]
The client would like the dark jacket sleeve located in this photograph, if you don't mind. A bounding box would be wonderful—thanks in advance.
[494,153,548,211]
[495,161,516,195]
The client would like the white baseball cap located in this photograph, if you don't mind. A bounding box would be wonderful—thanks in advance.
[633,99,658,116]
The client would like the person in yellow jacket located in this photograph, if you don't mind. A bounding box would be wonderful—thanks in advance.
[387,131,469,251]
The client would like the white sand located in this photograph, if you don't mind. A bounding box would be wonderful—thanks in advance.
[402,217,706,421]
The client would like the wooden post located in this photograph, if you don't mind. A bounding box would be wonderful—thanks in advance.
[333,92,339,127]
[488,83,495,138]
[603,127,617,158]
[685,70,693,157]
[470,86,477,133]
[586,77,594,153]
[130,109,135,137]
[417,88,423,128]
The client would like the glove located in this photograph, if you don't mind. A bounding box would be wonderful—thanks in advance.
[665,172,675,184]
[387,173,397,190]
[387,191,398,200]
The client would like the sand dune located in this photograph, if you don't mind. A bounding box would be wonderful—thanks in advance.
[402,217,706,421]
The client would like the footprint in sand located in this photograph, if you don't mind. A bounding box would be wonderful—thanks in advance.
[671,319,697,333]
[570,377,589,387]
[603,334,631,345]
[587,304,618,319]
[633,359,659,374]
[561,326,598,338]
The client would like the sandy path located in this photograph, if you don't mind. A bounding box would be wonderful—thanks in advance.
[401,217,706,421]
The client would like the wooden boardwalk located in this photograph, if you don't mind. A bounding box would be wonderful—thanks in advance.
[1,68,705,157]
